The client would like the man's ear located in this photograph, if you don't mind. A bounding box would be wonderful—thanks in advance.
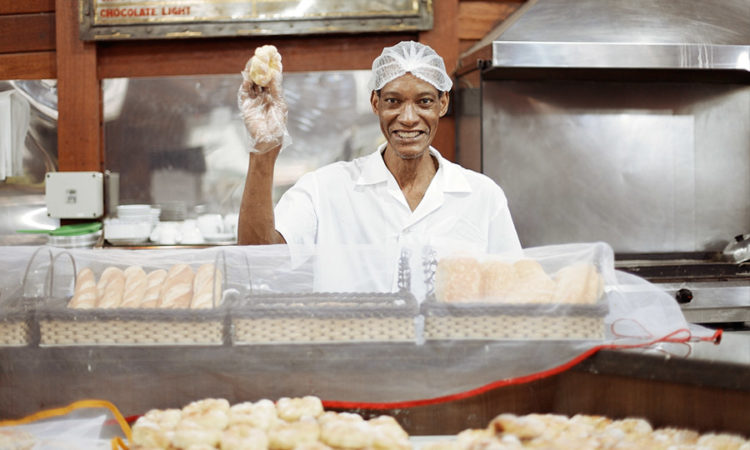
[370,91,379,114]
[439,92,450,117]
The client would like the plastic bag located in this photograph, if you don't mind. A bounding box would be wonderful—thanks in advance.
[0,399,131,449]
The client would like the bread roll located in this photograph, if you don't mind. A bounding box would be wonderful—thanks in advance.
[96,266,125,308]
[68,267,97,308]
[246,45,282,87]
[504,259,555,304]
[120,265,147,308]
[158,263,194,309]
[479,260,517,301]
[435,257,481,302]
[190,263,223,309]
[141,269,167,308]
[553,263,604,304]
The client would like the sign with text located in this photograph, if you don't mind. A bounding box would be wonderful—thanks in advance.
[79,0,432,40]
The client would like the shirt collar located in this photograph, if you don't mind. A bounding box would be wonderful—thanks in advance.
[356,143,473,193]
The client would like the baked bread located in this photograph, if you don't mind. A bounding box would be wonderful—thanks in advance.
[121,265,147,308]
[190,263,223,309]
[552,262,604,304]
[504,259,556,304]
[479,260,516,301]
[158,263,194,309]
[245,45,282,87]
[141,269,167,308]
[96,266,125,308]
[434,257,481,302]
[68,267,97,309]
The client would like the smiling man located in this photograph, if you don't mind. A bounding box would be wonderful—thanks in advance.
[237,41,521,259]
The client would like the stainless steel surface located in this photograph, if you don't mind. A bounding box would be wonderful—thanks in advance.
[0,81,60,245]
[0,185,58,246]
[489,0,750,71]
[481,81,750,253]
[658,281,750,324]
[102,71,381,217]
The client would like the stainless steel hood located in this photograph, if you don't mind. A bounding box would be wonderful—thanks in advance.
[462,0,750,77]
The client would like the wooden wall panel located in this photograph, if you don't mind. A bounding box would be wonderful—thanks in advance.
[457,0,525,54]
[0,51,55,79]
[98,34,415,79]
[0,13,55,53]
[55,0,101,172]
[0,0,55,15]
[420,0,460,162]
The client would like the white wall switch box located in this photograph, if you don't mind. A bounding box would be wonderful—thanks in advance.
[45,172,104,219]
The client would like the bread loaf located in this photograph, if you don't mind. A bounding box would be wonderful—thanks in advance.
[504,259,556,304]
[159,264,194,309]
[434,257,481,302]
[96,266,125,308]
[552,263,604,304]
[121,265,147,308]
[68,267,97,308]
[190,263,223,309]
[141,269,167,308]
[479,261,517,301]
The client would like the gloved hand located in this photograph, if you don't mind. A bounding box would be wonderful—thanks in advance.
[237,45,291,154]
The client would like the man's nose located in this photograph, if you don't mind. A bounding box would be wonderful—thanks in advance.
[398,102,418,124]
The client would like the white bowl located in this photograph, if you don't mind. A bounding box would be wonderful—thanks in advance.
[117,204,152,217]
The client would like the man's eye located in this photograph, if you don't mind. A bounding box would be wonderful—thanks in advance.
[419,98,434,105]
[384,98,399,104]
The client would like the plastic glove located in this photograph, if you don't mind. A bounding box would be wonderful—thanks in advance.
[237,45,291,153]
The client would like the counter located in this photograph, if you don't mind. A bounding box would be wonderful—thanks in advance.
[1,332,748,437]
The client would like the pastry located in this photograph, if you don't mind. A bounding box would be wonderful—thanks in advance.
[267,416,319,450]
[244,45,282,87]
[229,399,278,430]
[276,396,324,422]
[220,424,268,450]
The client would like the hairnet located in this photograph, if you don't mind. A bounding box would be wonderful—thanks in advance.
[369,41,453,92]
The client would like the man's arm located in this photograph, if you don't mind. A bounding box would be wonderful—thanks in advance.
[236,46,288,245]
[238,145,286,245]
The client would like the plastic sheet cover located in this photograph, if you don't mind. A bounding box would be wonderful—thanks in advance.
[0,242,720,409]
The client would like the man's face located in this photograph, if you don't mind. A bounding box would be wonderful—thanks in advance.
[370,73,450,160]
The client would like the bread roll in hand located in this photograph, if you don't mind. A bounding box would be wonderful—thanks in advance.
[237,45,289,154]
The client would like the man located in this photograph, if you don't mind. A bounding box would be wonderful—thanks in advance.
[237,41,520,292]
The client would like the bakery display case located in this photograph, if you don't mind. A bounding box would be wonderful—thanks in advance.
[1,241,748,444]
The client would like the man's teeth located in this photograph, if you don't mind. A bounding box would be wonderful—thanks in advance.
[396,131,421,138]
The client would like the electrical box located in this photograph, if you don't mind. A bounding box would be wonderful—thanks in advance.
[45,172,104,219]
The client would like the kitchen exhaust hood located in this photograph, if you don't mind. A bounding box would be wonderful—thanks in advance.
[460,0,750,79]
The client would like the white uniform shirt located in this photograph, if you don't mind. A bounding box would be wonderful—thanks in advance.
[275,146,522,292]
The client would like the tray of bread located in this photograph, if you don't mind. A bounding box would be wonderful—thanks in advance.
[421,245,611,341]
[228,290,419,345]
[35,259,229,347]
[228,248,419,344]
